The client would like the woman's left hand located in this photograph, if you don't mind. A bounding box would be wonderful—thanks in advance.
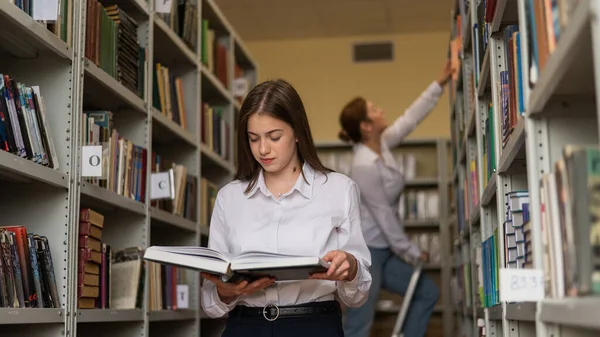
[309,250,358,282]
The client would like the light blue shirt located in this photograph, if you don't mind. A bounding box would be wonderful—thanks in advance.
[349,81,444,261]
[201,163,372,318]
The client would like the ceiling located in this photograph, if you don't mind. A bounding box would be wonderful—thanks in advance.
[213,0,454,41]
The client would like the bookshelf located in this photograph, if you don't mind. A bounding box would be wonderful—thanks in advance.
[448,0,600,337]
[316,139,453,337]
[0,0,257,336]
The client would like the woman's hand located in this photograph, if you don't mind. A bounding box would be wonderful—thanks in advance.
[309,250,358,282]
[201,273,275,304]
[437,60,454,87]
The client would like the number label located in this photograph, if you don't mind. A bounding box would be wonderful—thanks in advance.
[81,145,103,177]
[155,0,173,13]
[32,0,59,21]
[233,78,249,97]
[150,170,175,200]
[176,284,189,309]
[499,268,544,302]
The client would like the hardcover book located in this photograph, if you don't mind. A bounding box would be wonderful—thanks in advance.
[143,246,329,282]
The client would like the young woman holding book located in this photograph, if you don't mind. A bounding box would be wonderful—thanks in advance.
[338,61,454,337]
[200,79,372,337]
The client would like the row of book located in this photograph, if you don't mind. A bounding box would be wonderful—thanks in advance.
[526,0,578,84]
[503,191,531,270]
[78,208,108,308]
[0,74,59,170]
[498,25,525,149]
[152,63,188,129]
[81,109,200,222]
[200,177,218,229]
[16,0,73,47]
[201,103,232,161]
[81,110,148,203]
[201,20,229,89]
[318,150,434,182]
[84,0,146,99]
[0,226,59,308]
[450,238,476,312]
[150,154,198,221]
[157,0,199,55]
[455,159,479,235]
[78,207,147,310]
[540,145,600,298]
[408,232,441,265]
[399,189,439,221]
[148,262,187,311]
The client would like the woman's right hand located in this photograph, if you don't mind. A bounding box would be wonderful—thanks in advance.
[201,273,275,304]
[437,60,454,87]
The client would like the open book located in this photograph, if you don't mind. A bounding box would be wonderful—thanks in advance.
[143,246,330,282]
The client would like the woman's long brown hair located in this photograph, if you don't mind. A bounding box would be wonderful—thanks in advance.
[235,79,333,193]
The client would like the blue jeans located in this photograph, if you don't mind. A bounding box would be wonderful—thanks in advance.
[344,247,439,337]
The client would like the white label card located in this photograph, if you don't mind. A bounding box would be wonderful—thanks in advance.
[499,268,545,302]
[176,285,189,309]
[150,171,175,200]
[33,0,60,21]
[81,145,103,177]
[232,78,249,97]
[155,0,173,13]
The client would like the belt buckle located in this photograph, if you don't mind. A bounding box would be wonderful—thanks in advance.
[262,304,280,321]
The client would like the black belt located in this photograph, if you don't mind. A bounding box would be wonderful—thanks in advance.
[230,300,341,321]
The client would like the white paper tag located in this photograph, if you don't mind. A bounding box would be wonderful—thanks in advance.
[233,78,249,97]
[499,268,544,302]
[150,170,174,200]
[176,284,189,309]
[81,145,103,177]
[155,0,173,13]
[32,0,59,21]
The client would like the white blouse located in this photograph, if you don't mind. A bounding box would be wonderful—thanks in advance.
[200,163,372,318]
[349,81,444,261]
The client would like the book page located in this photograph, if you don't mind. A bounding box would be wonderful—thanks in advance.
[232,251,328,269]
[149,246,233,261]
[233,251,313,262]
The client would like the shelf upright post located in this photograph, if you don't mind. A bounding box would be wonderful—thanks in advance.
[142,2,155,337]
[68,0,88,334]
[438,138,453,337]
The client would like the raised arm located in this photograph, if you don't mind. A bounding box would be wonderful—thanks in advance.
[351,164,421,261]
[381,61,453,148]
[200,191,237,318]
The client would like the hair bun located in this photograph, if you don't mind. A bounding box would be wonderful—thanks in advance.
[338,129,352,143]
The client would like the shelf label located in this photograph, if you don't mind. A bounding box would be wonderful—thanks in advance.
[177,284,189,309]
[499,268,545,302]
[150,170,175,200]
[81,145,103,178]
[155,0,173,13]
[233,78,249,97]
[33,0,59,21]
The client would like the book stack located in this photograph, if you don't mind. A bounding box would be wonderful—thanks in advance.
[77,208,104,309]
[105,5,140,96]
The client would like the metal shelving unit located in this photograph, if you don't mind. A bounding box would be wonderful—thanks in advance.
[316,138,453,337]
[449,0,600,337]
[0,1,257,336]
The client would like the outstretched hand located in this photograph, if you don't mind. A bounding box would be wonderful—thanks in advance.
[201,272,275,304]
[437,60,455,87]
[309,250,358,282]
